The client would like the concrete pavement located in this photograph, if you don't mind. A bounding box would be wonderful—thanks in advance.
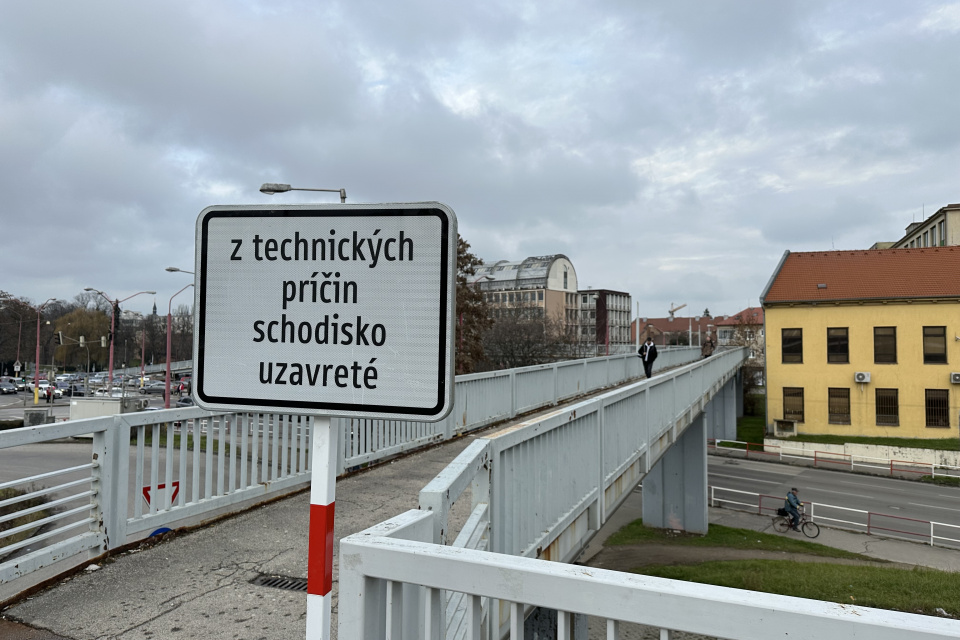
[4,426,960,639]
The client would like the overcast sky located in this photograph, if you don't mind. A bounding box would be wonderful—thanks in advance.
[3,1,959,319]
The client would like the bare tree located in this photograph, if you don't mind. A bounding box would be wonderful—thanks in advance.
[481,304,571,369]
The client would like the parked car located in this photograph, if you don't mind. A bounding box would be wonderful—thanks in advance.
[93,387,125,398]
[139,381,166,395]
[0,382,17,394]
[175,395,195,408]
[63,384,86,397]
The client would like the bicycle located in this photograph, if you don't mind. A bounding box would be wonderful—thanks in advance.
[773,508,820,538]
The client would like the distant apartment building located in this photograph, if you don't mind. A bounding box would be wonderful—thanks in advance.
[470,255,580,330]
[870,203,960,250]
[578,289,633,354]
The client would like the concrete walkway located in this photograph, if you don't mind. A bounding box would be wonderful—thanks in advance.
[4,426,960,639]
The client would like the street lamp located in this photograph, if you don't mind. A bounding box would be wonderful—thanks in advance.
[165,281,194,408]
[259,183,347,203]
[165,267,194,275]
[84,288,156,390]
[32,298,58,405]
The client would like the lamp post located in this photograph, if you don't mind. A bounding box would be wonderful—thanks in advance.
[165,267,194,409]
[259,183,346,203]
[32,298,58,405]
[84,288,156,390]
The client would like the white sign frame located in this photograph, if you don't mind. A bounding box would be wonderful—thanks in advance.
[193,202,457,421]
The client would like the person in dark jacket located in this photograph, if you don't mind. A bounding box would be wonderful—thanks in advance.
[701,332,716,359]
[784,487,802,531]
[638,337,658,379]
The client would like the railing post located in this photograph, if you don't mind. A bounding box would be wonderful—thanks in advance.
[553,362,560,406]
[509,369,517,418]
[93,416,129,552]
[594,399,605,529]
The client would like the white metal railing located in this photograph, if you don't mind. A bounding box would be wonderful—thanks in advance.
[0,349,700,602]
[340,511,960,640]
[711,439,960,480]
[407,349,746,639]
[709,485,960,549]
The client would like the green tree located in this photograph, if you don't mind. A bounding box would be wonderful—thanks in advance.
[456,235,491,374]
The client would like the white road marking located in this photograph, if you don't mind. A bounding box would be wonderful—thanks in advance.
[709,472,779,484]
[908,502,960,513]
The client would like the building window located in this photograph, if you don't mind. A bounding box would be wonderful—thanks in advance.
[783,388,804,422]
[926,389,949,427]
[828,388,851,424]
[875,389,899,426]
[940,220,946,245]
[781,328,803,363]
[874,327,897,363]
[563,270,568,289]
[923,230,929,247]
[538,291,543,301]
[932,225,937,247]
[923,326,947,364]
[827,328,849,363]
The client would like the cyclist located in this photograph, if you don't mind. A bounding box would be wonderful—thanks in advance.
[784,487,802,531]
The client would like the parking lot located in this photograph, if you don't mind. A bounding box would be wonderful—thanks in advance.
[0,380,188,422]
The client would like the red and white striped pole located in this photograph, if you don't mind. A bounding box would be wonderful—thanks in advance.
[307,416,338,639]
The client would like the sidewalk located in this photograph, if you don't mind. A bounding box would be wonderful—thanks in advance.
[1,429,481,640]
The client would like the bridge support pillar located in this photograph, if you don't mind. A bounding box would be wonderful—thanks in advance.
[705,377,737,442]
[736,369,744,419]
[642,414,707,534]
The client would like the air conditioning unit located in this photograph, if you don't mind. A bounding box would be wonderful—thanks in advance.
[854,372,871,383]
[950,372,960,384]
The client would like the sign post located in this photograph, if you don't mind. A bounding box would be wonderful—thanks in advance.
[194,203,457,639]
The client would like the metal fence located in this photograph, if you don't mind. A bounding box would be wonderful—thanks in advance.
[339,347,960,639]
[352,349,748,639]
[339,511,960,640]
[710,485,960,549]
[0,348,699,603]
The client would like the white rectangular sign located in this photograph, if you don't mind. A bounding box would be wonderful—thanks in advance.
[193,203,457,421]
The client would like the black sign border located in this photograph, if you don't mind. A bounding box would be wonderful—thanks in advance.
[195,205,453,418]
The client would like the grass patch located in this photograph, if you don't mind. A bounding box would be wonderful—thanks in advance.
[782,434,959,451]
[736,415,765,445]
[635,560,960,617]
[606,521,867,560]
[920,475,960,487]
[132,430,223,454]
[0,487,51,549]
[0,419,24,431]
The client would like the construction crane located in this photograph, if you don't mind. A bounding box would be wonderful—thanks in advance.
[668,302,687,320]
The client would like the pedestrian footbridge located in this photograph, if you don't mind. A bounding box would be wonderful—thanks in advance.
[3,347,957,638]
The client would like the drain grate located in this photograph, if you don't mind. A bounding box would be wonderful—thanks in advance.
[251,574,309,592]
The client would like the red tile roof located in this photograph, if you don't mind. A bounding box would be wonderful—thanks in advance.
[715,307,764,326]
[762,248,960,304]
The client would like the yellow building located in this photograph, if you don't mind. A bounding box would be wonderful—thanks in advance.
[761,248,960,439]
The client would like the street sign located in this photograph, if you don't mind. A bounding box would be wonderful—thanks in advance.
[142,481,180,509]
[13,361,20,372]
[194,203,457,421]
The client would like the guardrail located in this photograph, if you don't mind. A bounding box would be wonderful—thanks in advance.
[341,347,960,639]
[411,349,747,638]
[0,348,700,604]
[711,439,960,480]
[339,510,960,640]
[709,485,960,549]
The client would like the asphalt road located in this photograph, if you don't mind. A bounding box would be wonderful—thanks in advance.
[708,456,960,541]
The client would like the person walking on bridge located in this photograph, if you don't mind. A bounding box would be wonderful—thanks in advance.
[638,337,658,379]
